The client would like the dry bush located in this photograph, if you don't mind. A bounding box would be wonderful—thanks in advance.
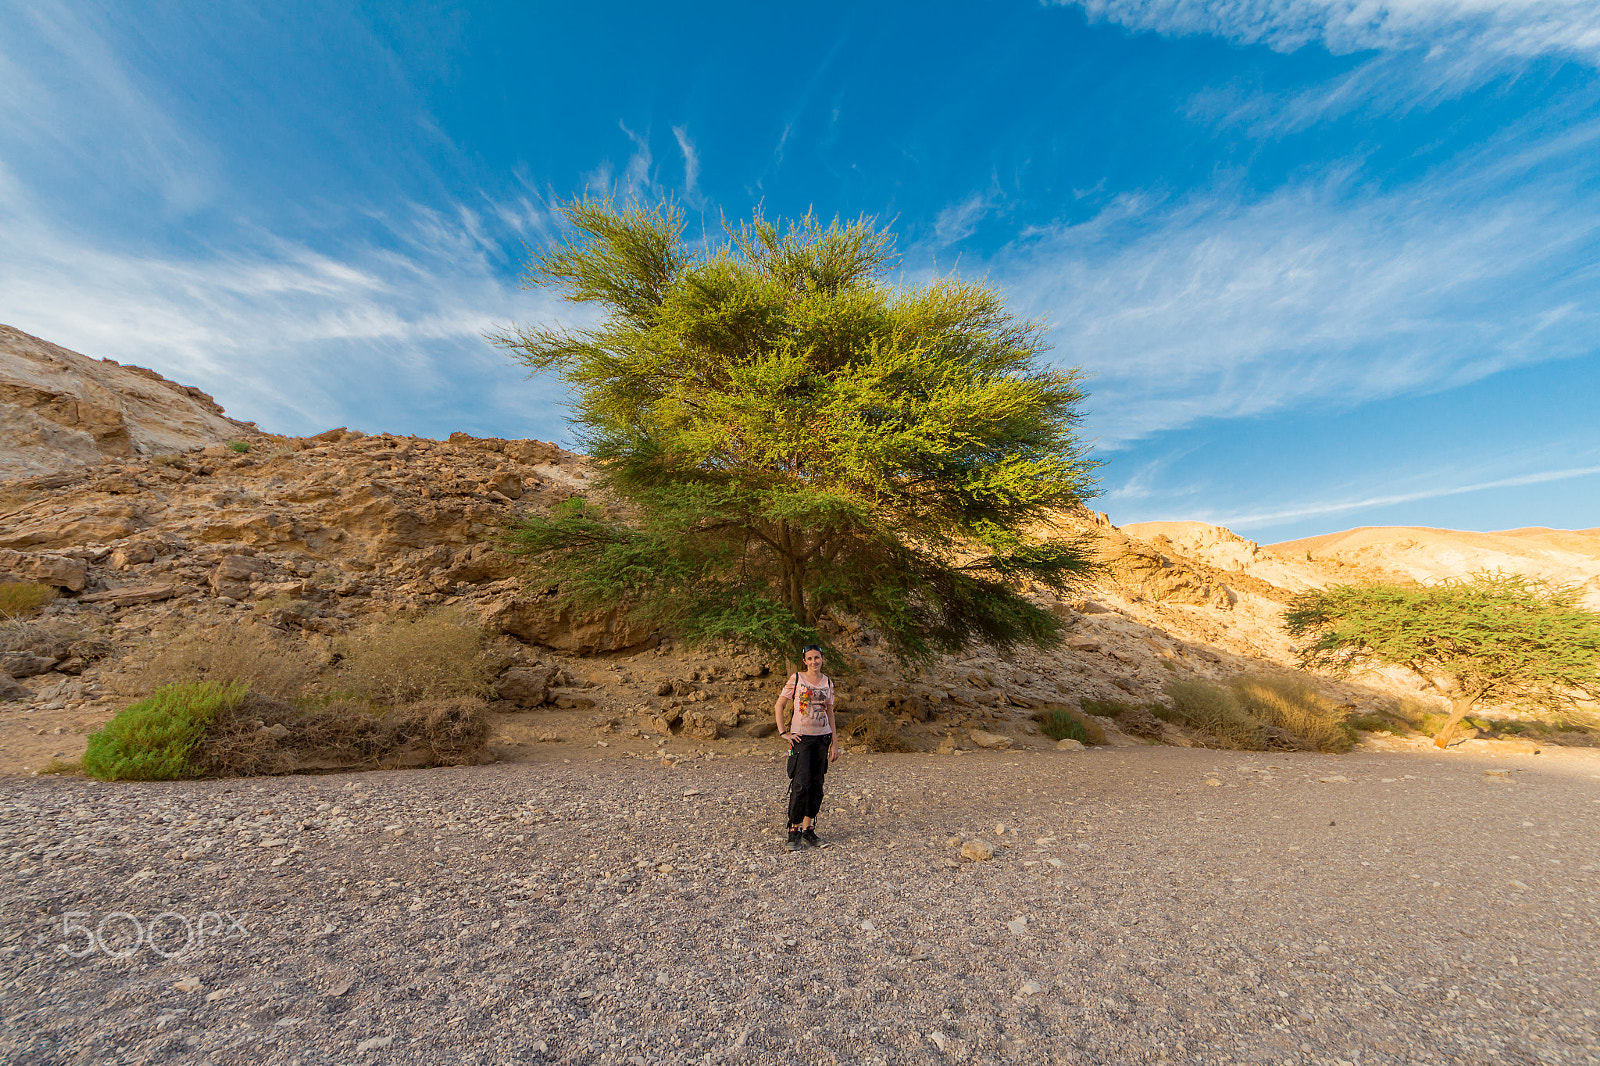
[1229,673,1355,753]
[1163,680,1268,750]
[0,580,55,620]
[136,622,323,699]
[1078,698,1162,739]
[333,608,495,704]
[0,619,85,658]
[838,711,912,752]
[193,692,489,776]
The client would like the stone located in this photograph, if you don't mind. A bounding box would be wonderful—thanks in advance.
[959,838,996,862]
[1005,916,1028,935]
[355,1036,393,1053]
[494,665,558,708]
[1018,980,1043,997]
[0,675,27,701]
[683,712,721,740]
[108,542,158,569]
[1055,738,1084,751]
[0,549,88,590]
[968,729,1013,750]
[655,681,674,697]
[173,976,202,993]
[483,595,657,655]
[210,555,266,598]
[259,723,291,739]
[78,583,183,607]
[1,653,55,678]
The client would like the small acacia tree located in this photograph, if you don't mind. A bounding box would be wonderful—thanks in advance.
[1284,572,1600,747]
[492,199,1100,660]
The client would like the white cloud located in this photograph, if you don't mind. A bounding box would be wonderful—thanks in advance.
[933,193,991,246]
[988,127,1600,446]
[672,125,705,209]
[0,167,580,441]
[1065,0,1600,64]
[1211,462,1600,529]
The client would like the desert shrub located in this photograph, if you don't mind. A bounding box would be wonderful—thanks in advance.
[0,619,85,658]
[137,622,323,700]
[0,581,55,620]
[1164,680,1268,750]
[1229,673,1355,753]
[226,440,251,453]
[1035,706,1107,745]
[1079,698,1164,739]
[150,453,186,468]
[333,608,495,704]
[193,693,489,776]
[36,757,82,776]
[838,711,912,752]
[84,681,248,781]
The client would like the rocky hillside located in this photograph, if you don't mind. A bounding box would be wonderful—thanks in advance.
[1,333,1594,774]
[1,324,256,480]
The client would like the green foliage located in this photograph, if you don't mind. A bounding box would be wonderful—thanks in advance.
[1228,673,1354,753]
[226,440,251,453]
[0,580,55,620]
[494,199,1100,660]
[1038,708,1103,745]
[1285,572,1600,744]
[83,681,248,781]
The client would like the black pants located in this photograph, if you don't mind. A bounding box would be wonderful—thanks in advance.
[787,733,832,826]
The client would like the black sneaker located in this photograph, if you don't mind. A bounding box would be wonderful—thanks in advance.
[801,828,822,848]
[786,829,805,851]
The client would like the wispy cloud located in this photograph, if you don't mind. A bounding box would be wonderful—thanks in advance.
[1064,0,1600,65]
[1213,463,1600,529]
[988,119,1600,446]
[672,125,705,209]
[0,166,579,441]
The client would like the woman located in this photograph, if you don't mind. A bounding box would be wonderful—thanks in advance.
[773,644,839,851]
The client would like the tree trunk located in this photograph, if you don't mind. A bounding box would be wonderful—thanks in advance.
[1432,694,1478,748]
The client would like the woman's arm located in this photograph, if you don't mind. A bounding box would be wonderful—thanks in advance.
[826,682,839,760]
[773,677,796,740]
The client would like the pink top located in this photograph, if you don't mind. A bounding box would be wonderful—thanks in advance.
[780,674,835,736]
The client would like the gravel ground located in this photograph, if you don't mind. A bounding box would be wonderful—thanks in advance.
[2,745,1598,1066]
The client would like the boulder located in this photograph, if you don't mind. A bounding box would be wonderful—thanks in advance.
[483,595,656,655]
[495,665,558,708]
[0,549,88,590]
[210,555,266,598]
[1,653,56,678]
[78,583,184,607]
[968,729,1013,750]
[0,675,27,701]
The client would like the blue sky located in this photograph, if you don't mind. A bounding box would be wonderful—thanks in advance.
[2,0,1597,543]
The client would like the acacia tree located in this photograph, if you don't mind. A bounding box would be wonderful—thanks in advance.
[492,199,1100,660]
[1284,572,1600,747]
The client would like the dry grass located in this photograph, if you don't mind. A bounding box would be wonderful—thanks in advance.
[838,711,913,752]
[135,622,324,700]
[1229,673,1355,753]
[0,580,55,620]
[193,692,489,776]
[333,608,496,704]
[1163,681,1269,750]
[0,619,86,658]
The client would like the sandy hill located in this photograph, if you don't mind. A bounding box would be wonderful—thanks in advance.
[1,330,1595,773]
[0,323,255,480]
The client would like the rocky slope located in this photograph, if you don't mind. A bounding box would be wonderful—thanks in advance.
[1,324,257,479]
[2,334,1596,774]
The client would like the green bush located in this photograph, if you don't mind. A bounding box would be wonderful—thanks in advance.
[1229,673,1355,753]
[83,682,248,781]
[226,440,251,453]
[1037,707,1106,745]
[0,581,55,620]
[1164,680,1268,750]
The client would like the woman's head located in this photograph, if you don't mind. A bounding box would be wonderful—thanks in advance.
[801,644,824,670]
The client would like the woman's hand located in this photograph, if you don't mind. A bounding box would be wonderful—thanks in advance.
[828,742,840,762]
